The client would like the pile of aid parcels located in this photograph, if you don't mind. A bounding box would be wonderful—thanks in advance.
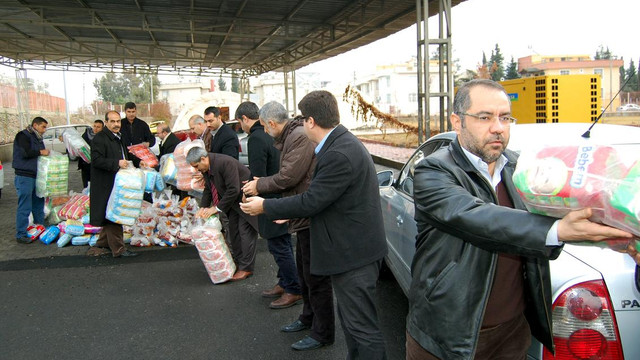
[36,153,69,198]
[513,142,640,251]
[128,191,199,247]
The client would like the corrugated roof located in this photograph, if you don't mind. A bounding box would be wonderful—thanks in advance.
[0,0,466,76]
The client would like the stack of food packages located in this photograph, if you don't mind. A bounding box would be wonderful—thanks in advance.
[128,143,159,168]
[192,216,236,284]
[62,128,91,162]
[35,191,102,246]
[142,168,165,193]
[106,163,145,226]
[127,190,199,247]
[173,138,206,191]
[513,142,640,251]
[36,152,69,198]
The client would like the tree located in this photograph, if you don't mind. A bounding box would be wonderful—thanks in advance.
[93,71,160,104]
[505,57,520,80]
[218,76,227,91]
[623,58,638,91]
[489,44,504,81]
[231,74,240,93]
[595,45,613,60]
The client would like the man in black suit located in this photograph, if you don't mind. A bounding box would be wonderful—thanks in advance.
[241,90,388,358]
[157,123,180,157]
[237,101,302,309]
[188,146,258,282]
[120,102,156,168]
[204,106,240,159]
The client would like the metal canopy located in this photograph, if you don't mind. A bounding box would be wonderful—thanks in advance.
[0,0,464,76]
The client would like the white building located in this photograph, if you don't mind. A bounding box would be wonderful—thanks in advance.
[250,72,321,111]
[157,78,215,121]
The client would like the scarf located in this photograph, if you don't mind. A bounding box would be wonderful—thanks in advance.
[26,125,43,140]
[85,128,96,141]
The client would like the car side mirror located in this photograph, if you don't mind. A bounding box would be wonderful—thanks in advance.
[377,170,394,187]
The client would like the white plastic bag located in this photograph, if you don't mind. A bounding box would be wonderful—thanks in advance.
[192,216,235,284]
[62,128,91,163]
[106,164,145,226]
[36,152,69,198]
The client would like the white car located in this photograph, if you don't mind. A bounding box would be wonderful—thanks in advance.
[616,104,640,112]
[378,123,640,359]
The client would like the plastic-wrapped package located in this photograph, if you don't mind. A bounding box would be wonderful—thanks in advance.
[88,234,98,247]
[106,165,145,226]
[63,219,85,236]
[513,142,640,248]
[173,138,206,191]
[57,233,72,247]
[39,225,61,244]
[128,143,158,168]
[57,194,90,220]
[27,224,46,240]
[84,224,102,234]
[142,168,165,193]
[48,205,64,224]
[36,153,69,198]
[71,235,91,246]
[192,216,235,284]
[159,154,177,185]
[62,128,91,163]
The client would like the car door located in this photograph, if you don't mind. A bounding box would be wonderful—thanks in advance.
[381,138,450,294]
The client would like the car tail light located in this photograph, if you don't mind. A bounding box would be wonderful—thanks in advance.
[543,280,624,360]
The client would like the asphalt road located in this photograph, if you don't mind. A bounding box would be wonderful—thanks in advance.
[1,241,408,360]
[0,160,409,360]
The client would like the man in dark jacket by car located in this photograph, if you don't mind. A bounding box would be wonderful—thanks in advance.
[405,79,632,360]
[78,119,104,189]
[120,102,155,168]
[157,123,180,157]
[89,110,138,258]
[204,106,239,159]
[236,101,302,309]
[240,91,388,358]
[12,116,50,244]
[242,101,335,352]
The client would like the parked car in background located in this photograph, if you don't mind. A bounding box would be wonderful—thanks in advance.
[148,120,165,134]
[616,104,640,112]
[378,123,640,360]
[43,124,91,158]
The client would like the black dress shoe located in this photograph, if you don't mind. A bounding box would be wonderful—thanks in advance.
[281,320,310,333]
[118,250,139,257]
[291,336,331,351]
[16,237,34,244]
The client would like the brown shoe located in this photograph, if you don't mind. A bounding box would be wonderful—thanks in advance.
[270,293,303,309]
[230,270,253,282]
[262,284,285,298]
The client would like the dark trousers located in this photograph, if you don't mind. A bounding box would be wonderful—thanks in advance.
[405,313,531,360]
[296,229,335,343]
[80,164,90,189]
[96,222,125,257]
[226,209,257,272]
[332,259,387,360]
[267,233,301,295]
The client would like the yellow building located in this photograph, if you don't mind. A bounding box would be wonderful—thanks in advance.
[518,55,624,110]
[501,75,600,124]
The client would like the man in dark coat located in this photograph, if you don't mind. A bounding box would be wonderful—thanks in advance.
[89,110,138,258]
[78,119,103,189]
[12,116,50,244]
[187,147,258,282]
[204,106,240,159]
[157,123,180,157]
[241,91,388,358]
[120,102,156,168]
[237,101,302,309]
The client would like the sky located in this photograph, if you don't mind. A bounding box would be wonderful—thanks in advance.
[1,0,638,111]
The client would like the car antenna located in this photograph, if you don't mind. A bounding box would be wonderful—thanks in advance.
[582,76,633,138]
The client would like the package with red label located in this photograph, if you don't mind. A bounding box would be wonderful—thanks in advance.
[513,142,640,246]
[57,194,90,220]
[173,138,205,191]
[27,224,46,240]
[128,143,158,168]
[192,216,235,284]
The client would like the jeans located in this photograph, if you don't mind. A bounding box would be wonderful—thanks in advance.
[267,233,301,295]
[15,175,45,239]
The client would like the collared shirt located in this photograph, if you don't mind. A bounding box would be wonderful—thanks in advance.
[314,126,338,154]
[460,145,560,246]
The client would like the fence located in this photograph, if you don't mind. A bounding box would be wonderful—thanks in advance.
[0,85,66,113]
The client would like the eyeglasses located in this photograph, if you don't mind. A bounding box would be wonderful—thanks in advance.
[460,112,516,125]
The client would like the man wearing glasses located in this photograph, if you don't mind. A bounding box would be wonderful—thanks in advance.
[405,79,631,359]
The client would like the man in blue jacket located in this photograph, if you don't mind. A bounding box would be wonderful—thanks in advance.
[12,116,50,244]
[241,91,388,359]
